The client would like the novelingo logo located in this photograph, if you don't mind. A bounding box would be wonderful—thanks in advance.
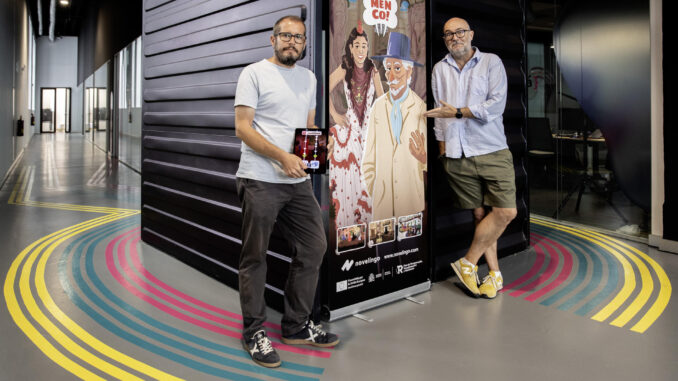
[341,259,355,272]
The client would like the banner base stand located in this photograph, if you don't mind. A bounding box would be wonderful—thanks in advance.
[352,313,374,323]
[405,296,425,305]
[326,281,431,322]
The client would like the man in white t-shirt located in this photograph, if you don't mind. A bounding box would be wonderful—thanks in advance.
[233,15,338,368]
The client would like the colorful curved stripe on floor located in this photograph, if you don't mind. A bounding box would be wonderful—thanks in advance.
[504,217,672,333]
[4,166,328,380]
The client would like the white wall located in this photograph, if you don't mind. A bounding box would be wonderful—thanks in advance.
[14,2,31,154]
[0,0,17,181]
[35,36,83,133]
[1,0,33,184]
[649,0,676,252]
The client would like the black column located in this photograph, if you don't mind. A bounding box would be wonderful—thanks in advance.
[427,0,529,281]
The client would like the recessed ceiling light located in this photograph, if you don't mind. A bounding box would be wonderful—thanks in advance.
[59,0,70,5]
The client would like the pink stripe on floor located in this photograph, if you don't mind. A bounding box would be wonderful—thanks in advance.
[509,233,559,298]
[127,230,281,330]
[104,228,331,358]
[524,233,573,302]
[501,233,546,292]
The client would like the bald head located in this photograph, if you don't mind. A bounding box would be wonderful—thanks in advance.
[443,17,474,63]
[444,17,471,32]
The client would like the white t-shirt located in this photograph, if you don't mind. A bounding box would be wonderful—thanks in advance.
[234,59,317,183]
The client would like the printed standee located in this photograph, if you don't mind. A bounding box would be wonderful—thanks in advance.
[322,0,430,322]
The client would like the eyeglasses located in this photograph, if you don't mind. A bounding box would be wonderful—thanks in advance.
[276,32,306,43]
[443,29,471,40]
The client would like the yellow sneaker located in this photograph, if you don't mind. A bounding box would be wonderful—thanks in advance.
[479,271,503,299]
[451,259,480,296]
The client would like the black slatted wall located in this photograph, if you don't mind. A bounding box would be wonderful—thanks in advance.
[427,0,529,280]
[141,0,320,312]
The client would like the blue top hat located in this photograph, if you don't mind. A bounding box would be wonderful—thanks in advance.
[370,31,423,67]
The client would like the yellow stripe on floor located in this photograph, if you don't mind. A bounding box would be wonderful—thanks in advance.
[532,217,671,333]
[5,166,182,380]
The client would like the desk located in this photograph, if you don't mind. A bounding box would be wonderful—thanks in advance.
[553,134,606,175]
[551,134,617,219]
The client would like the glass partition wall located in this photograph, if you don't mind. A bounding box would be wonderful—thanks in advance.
[80,36,142,173]
[84,75,94,134]
[526,0,650,238]
[116,37,142,171]
[93,63,111,150]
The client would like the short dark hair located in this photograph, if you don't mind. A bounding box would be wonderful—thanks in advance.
[273,15,306,35]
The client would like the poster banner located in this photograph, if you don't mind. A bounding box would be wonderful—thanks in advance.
[326,0,429,315]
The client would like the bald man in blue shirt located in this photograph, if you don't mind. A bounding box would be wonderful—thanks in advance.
[425,17,517,299]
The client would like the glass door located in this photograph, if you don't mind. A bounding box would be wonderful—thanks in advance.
[40,88,56,133]
[526,0,650,237]
[55,88,72,133]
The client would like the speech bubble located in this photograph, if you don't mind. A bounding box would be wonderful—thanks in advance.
[363,0,398,35]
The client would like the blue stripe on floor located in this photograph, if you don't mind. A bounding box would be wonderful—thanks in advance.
[531,223,619,316]
[58,219,323,380]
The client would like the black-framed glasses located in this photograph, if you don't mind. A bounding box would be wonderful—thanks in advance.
[276,32,306,43]
[443,29,471,40]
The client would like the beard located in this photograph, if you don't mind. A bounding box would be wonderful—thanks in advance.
[275,45,301,66]
[389,83,406,98]
[447,42,470,59]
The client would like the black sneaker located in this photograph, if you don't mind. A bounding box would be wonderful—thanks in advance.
[281,320,340,348]
[242,330,281,368]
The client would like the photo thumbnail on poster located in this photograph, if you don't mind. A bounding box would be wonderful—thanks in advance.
[397,212,423,241]
[336,223,367,254]
[368,217,396,247]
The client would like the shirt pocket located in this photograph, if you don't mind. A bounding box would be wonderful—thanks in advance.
[470,75,488,97]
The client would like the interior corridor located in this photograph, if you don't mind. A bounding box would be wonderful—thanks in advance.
[1,134,676,380]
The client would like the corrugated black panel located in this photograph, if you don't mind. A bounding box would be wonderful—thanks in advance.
[427,0,529,281]
[145,0,174,11]
[141,0,318,311]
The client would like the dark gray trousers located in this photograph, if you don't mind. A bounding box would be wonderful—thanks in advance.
[236,177,327,338]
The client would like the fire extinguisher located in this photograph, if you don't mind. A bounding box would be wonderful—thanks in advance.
[17,116,25,137]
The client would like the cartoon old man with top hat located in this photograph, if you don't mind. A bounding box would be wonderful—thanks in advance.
[361,31,427,221]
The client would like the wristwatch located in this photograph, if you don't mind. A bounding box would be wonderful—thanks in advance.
[455,108,463,119]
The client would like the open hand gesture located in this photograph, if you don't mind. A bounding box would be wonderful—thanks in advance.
[409,130,427,164]
[423,100,458,118]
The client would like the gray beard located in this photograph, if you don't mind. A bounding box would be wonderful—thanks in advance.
[389,84,406,98]
[448,44,470,60]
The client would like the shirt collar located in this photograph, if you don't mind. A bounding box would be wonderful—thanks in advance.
[444,47,482,70]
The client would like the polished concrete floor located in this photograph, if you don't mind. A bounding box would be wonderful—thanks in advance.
[1,134,676,381]
[529,177,648,236]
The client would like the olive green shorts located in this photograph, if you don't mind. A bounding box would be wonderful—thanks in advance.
[440,149,517,209]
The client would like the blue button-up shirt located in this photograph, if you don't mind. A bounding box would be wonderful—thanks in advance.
[432,48,508,158]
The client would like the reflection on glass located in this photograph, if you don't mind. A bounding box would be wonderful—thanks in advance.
[93,62,110,149]
[526,0,647,237]
[85,75,94,135]
[117,37,142,171]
